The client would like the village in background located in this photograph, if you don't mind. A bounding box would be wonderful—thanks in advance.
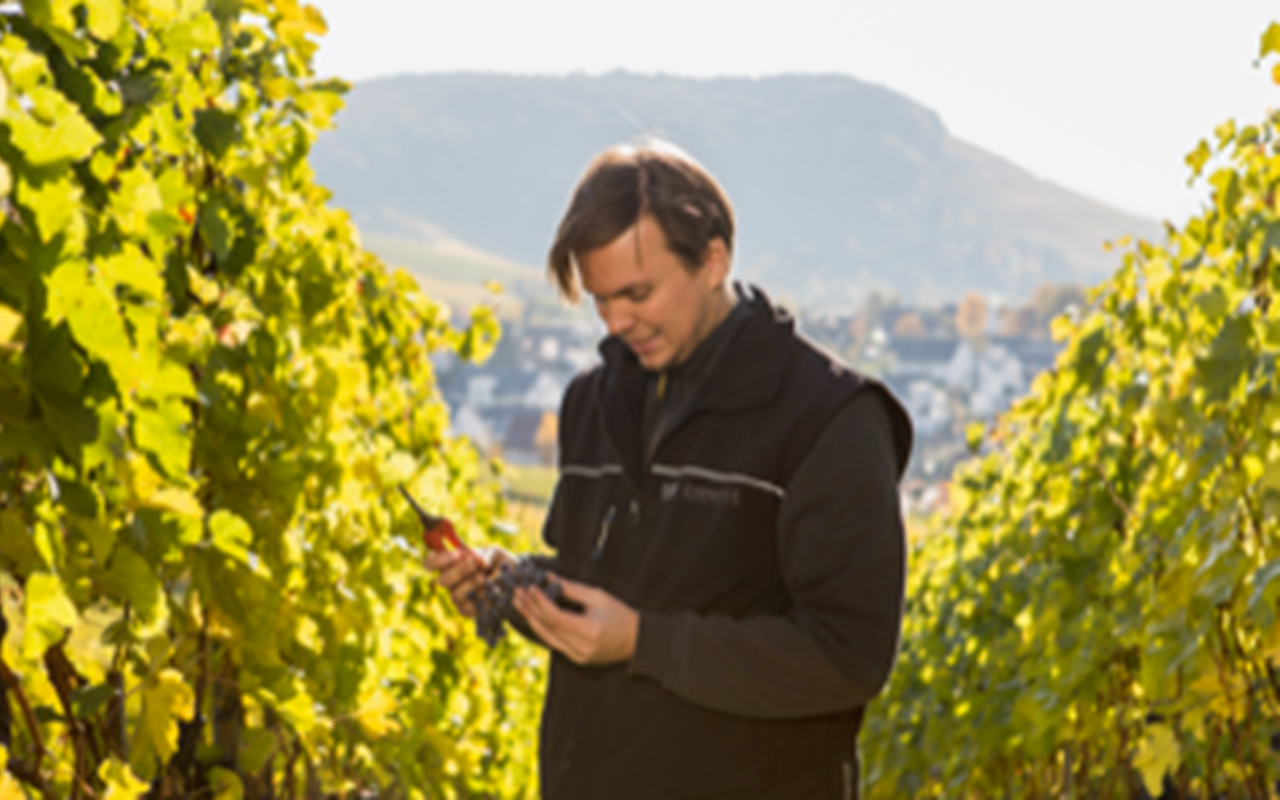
[432,281,1085,518]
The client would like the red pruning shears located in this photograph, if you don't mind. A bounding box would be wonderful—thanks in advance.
[398,485,476,558]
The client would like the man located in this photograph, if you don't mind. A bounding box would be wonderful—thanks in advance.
[429,141,912,799]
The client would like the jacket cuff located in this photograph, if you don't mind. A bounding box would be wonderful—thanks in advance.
[628,611,680,683]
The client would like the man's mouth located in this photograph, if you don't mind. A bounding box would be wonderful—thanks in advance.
[628,335,659,356]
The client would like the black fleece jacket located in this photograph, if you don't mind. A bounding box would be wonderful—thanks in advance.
[538,285,912,799]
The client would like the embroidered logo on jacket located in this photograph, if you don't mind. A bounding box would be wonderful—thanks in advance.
[660,480,742,507]
[680,482,742,507]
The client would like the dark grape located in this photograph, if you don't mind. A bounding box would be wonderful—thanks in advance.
[469,557,575,647]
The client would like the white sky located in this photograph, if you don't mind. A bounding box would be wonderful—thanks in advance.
[309,1,1279,224]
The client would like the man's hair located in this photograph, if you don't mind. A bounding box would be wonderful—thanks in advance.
[547,140,736,301]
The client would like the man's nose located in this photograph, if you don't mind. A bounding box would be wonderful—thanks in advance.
[600,302,633,337]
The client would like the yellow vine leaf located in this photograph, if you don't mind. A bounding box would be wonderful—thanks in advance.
[22,571,79,659]
[0,305,21,344]
[1262,22,1280,58]
[132,668,195,774]
[8,86,103,166]
[146,487,203,518]
[275,689,319,738]
[1134,723,1179,796]
[0,746,25,800]
[209,509,253,564]
[354,683,402,738]
[208,767,245,800]
[98,756,149,799]
[83,0,124,40]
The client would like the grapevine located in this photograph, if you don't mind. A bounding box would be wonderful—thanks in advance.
[862,24,1280,798]
[0,1,544,798]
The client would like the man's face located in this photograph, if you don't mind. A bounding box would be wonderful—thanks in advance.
[578,214,730,372]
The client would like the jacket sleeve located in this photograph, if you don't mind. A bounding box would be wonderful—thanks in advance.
[626,388,908,719]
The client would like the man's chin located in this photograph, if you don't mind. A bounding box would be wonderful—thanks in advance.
[633,348,670,372]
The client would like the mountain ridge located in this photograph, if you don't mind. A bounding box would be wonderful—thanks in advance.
[313,71,1157,308]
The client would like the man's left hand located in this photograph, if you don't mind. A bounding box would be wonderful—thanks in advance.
[513,575,638,665]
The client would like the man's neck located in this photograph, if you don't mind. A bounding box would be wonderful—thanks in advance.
[667,286,738,373]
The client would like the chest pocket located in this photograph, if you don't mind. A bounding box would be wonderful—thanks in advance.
[633,463,786,614]
[547,464,625,580]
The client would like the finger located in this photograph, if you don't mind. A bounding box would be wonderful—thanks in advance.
[486,546,516,569]
[516,587,593,651]
[451,573,488,608]
[423,549,457,572]
[547,574,601,606]
[439,557,484,592]
[517,599,583,662]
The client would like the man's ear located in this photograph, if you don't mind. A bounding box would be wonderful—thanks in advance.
[700,238,731,289]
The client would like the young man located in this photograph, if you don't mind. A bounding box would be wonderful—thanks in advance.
[428,141,912,799]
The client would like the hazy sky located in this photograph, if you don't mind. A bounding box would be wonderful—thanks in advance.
[309,1,1278,225]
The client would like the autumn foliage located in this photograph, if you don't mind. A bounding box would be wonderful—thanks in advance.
[0,2,542,797]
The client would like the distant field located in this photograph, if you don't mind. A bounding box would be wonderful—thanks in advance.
[363,232,588,324]
[504,464,558,504]
[364,232,542,319]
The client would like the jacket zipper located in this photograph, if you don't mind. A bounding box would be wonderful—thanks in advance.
[591,504,616,561]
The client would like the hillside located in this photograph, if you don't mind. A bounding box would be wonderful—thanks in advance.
[314,72,1158,308]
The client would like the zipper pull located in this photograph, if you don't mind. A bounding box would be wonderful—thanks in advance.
[592,504,617,561]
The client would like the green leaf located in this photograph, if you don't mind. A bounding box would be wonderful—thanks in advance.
[27,323,98,460]
[198,195,235,263]
[49,261,140,387]
[70,513,116,565]
[22,0,79,37]
[102,545,164,624]
[1210,167,1242,216]
[209,509,252,564]
[194,108,241,159]
[16,174,85,244]
[161,12,220,59]
[109,168,164,238]
[99,244,166,300]
[1185,139,1212,182]
[0,37,50,92]
[0,508,47,575]
[7,87,103,167]
[1197,315,1255,402]
[72,682,114,719]
[133,397,192,479]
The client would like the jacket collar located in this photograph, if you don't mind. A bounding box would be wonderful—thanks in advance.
[595,284,795,478]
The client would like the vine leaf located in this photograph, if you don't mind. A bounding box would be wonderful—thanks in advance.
[21,572,78,660]
[131,669,195,778]
[1134,723,1179,796]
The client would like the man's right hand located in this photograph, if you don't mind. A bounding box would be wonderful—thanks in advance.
[424,546,514,618]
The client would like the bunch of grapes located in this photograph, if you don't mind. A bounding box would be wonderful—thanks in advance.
[470,557,570,647]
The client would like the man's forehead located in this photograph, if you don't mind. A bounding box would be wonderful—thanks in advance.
[577,224,654,298]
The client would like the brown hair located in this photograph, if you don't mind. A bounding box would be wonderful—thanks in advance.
[547,140,735,301]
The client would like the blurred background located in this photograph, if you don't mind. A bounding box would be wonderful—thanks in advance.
[305,0,1278,508]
